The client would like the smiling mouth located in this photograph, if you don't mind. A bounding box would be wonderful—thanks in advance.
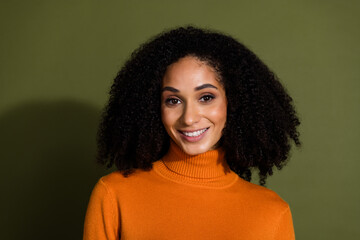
[178,127,209,137]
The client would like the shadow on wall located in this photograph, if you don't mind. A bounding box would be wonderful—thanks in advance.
[0,100,114,240]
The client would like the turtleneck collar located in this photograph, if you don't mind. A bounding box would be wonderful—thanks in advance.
[152,141,238,188]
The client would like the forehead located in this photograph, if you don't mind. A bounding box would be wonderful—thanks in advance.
[162,56,221,89]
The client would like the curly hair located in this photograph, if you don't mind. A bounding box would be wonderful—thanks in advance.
[97,26,301,186]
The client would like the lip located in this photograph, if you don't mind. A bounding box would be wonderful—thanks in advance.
[178,127,209,142]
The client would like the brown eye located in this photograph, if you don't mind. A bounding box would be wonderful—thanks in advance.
[165,98,181,105]
[199,94,215,102]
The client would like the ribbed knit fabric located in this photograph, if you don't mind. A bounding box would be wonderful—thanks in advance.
[83,142,295,240]
[153,141,238,188]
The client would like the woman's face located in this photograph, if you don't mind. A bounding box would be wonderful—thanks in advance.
[161,56,227,155]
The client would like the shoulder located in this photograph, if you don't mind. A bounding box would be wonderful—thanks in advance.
[100,171,126,185]
[99,170,136,189]
[233,177,290,212]
[97,168,157,193]
[88,171,139,204]
[88,172,124,200]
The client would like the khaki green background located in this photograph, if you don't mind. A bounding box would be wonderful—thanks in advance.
[1,0,359,239]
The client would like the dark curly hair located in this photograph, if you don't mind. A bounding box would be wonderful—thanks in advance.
[97,26,301,186]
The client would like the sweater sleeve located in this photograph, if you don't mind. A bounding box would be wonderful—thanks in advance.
[83,179,120,240]
[273,205,295,240]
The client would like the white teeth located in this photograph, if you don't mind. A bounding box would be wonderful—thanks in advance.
[182,128,207,137]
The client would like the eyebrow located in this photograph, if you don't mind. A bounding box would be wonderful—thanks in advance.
[162,86,179,93]
[194,84,218,91]
[162,83,218,93]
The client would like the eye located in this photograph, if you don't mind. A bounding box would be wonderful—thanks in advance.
[165,98,181,106]
[199,94,215,103]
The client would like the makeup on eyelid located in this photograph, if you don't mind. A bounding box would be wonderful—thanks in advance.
[165,94,215,106]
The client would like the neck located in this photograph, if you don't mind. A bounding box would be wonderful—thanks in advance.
[162,141,230,179]
[152,141,237,188]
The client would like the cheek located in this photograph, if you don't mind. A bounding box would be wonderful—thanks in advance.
[161,107,177,130]
[209,103,227,128]
[161,107,169,128]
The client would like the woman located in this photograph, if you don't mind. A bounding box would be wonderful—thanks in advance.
[83,26,301,240]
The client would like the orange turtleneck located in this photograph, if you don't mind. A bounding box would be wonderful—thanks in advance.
[83,141,295,240]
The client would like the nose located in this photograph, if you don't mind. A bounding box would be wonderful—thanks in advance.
[181,102,201,126]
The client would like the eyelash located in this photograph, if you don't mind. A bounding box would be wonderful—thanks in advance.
[165,98,181,105]
[165,94,215,105]
[199,95,215,102]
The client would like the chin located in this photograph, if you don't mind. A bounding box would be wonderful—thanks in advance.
[178,142,212,156]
